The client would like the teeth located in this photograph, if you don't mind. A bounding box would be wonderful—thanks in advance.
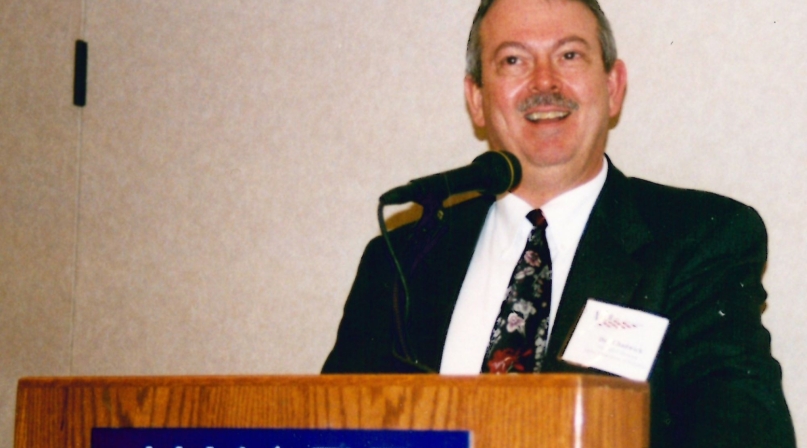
[525,111,570,122]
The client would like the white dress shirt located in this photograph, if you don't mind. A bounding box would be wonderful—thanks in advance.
[440,160,608,374]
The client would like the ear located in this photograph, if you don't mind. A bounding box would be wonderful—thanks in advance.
[606,59,628,118]
[464,75,486,128]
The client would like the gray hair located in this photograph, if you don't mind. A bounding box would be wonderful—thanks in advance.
[466,0,618,86]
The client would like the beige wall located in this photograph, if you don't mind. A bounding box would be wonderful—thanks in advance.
[2,1,805,447]
[0,0,83,443]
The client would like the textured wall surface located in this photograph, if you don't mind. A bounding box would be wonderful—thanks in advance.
[2,1,805,447]
[0,0,82,444]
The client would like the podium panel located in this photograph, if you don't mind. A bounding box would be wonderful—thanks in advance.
[16,374,649,447]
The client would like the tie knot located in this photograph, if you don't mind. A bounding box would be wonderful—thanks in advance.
[526,209,547,228]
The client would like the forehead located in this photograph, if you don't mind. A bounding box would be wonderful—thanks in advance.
[480,0,600,51]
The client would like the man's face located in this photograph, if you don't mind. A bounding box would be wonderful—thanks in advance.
[466,0,627,195]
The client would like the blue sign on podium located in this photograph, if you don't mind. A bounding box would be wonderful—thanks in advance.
[91,428,471,448]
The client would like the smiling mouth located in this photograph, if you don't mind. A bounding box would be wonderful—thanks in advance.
[525,110,571,123]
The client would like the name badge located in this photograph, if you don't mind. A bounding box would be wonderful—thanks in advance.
[560,299,669,381]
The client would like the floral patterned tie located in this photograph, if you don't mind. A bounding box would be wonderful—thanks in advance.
[482,209,552,373]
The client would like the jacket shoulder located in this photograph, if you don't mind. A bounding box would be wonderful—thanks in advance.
[623,176,766,240]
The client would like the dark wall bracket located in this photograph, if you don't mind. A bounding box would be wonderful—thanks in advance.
[73,40,88,107]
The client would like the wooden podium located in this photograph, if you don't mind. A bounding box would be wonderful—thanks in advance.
[16,374,649,447]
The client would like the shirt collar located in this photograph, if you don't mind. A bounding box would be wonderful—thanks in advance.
[492,158,608,252]
[542,159,607,227]
[491,189,535,254]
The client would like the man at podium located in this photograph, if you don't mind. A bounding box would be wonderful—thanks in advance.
[323,0,795,446]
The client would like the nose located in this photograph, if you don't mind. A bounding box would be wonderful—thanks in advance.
[530,60,560,92]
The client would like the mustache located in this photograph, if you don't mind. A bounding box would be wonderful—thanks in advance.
[518,93,579,112]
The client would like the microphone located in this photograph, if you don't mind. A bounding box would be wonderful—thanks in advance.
[379,150,522,205]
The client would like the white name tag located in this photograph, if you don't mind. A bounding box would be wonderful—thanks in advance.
[560,299,669,381]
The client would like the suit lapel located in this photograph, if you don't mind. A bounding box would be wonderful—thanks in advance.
[545,162,654,371]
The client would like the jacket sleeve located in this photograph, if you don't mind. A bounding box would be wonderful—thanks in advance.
[321,236,399,373]
[659,204,795,447]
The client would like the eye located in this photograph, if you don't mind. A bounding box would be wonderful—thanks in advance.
[494,51,531,76]
[563,51,578,60]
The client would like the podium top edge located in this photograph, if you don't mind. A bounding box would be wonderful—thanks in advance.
[18,373,647,391]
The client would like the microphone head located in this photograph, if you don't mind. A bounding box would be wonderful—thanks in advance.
[473,150,522,196]
[378,150,523,205]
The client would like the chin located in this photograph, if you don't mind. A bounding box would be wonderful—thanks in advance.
[519,146,578,169]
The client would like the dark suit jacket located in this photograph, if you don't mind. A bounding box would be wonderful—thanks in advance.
[323,162,795,447]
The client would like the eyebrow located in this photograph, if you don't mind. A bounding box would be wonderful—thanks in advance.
[556,36,592,50]
[490,35,593,57]
[491,41,529,56]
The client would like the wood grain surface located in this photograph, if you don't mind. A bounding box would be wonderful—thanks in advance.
[15,374,649,447]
